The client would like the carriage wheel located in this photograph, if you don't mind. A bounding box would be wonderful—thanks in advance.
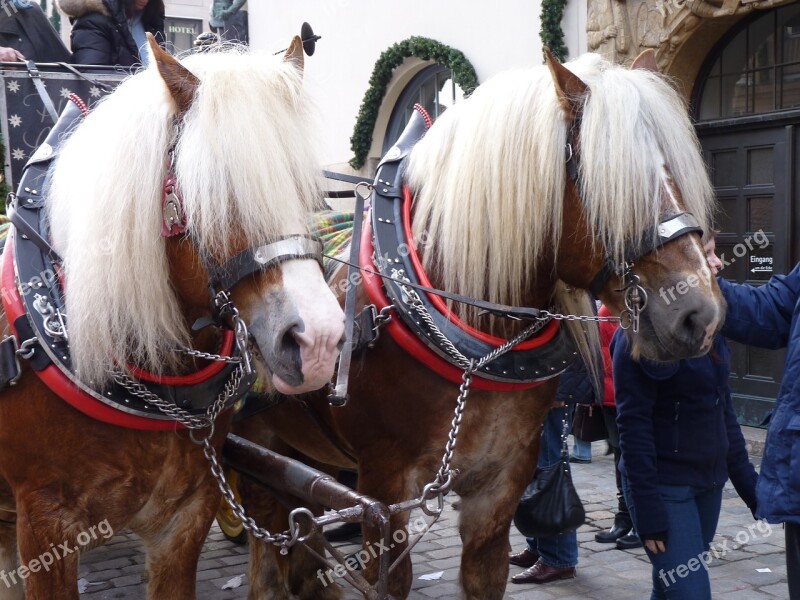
[215,469,247,545]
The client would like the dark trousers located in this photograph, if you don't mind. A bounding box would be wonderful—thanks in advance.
[788,522,800,600]
[603,406,631,528]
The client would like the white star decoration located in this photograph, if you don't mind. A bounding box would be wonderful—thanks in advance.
[8,114,21,128]
[59,87,72,99]
[11,148,25,161]
[89,86,101,98]
[6,80,19,93]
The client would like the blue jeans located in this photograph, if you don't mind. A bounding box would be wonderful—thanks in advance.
[571,437,592,461]
[525,408,579,568]
[622,477,722,600]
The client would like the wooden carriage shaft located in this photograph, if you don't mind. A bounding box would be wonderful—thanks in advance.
[223,434,397,598]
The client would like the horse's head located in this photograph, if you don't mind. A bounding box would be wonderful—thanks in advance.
[47,37,343,393]
[546,49,725,360]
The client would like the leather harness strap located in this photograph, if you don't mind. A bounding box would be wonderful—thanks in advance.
[588,212,704,297]
[207,235,323,292]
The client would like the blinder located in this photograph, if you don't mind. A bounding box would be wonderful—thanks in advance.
[588,212,704,298]
[205,234,323,293]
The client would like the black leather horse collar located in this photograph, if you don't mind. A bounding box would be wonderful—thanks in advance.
[368,108,576,385]
[2,103,254,427]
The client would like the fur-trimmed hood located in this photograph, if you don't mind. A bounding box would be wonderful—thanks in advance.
[58,0,165,22]
[57,0,111,19]
[61,0,165,67]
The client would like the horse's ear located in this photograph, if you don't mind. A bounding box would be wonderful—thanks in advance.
[147,33,200,115]
[631,49,659,72]
[283,35,304,74]
[544,47,588,118]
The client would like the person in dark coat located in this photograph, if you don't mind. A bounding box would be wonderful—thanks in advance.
[718,261,800,600]
[0,0,71,62]
[58,0,164,67]
[612,237,758,600]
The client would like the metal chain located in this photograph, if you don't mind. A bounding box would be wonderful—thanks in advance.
[396,275,547,371]
[417,306,548,508]
[536,309,620,323]
[200,437,299,553]
[113,311,300,552]
[174,346,243,364]
[112,359,244,430]
[427,362,474,497]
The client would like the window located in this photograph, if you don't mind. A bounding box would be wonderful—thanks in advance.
[698,4,800,120]
[383,65,464,153]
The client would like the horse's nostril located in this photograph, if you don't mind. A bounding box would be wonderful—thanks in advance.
[337,335,345,351]
[280,326,299,352]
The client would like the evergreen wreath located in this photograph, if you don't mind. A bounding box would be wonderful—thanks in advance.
[540,0,569,62]
[349,36,478,170]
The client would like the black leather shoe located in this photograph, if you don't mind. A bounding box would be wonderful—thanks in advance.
[511,559,576,584]
[509,548,539,568]
[616,531,643,549]
[324,522,361,542]
[569,455,591,464]
[595,524,631,543]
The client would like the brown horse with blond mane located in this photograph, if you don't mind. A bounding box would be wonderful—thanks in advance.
[235,49,725,600]
[0,37,343,599]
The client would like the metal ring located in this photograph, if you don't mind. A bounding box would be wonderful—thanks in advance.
[354,181,373,201]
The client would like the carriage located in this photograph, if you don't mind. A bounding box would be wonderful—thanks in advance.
[0,38,724,600]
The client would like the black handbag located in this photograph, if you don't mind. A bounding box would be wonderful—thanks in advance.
[513,410,586,538]
[572,402,608,443]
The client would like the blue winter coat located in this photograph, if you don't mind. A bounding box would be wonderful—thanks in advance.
[719,264,800,525]
[611,332,758,538]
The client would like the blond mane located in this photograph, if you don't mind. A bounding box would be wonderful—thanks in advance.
[46,47,321,385]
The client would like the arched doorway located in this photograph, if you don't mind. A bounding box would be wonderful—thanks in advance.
[694,3,800,426]
[382,65,464,154]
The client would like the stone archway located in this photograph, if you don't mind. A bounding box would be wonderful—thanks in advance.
[585,0,796,95]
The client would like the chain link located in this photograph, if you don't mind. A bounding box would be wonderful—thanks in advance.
[113,311,298,552]
[174,347,242,364]
[112,358,244,430]
[200,437,297,552]
[429,362,473,496]
[395,274,548,371]
[414,301,551,509]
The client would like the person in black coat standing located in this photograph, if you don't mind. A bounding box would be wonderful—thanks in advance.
[0,0,71,62]
[58,0,164,67]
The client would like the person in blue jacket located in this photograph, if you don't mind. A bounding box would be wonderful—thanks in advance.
[718,260,800,600]
[612,236,759,600]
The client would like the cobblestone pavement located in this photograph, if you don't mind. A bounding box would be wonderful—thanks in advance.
[79,439,788,599]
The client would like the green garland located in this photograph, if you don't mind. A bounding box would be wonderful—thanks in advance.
[349,36,478,170]
[540,0,569,62]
